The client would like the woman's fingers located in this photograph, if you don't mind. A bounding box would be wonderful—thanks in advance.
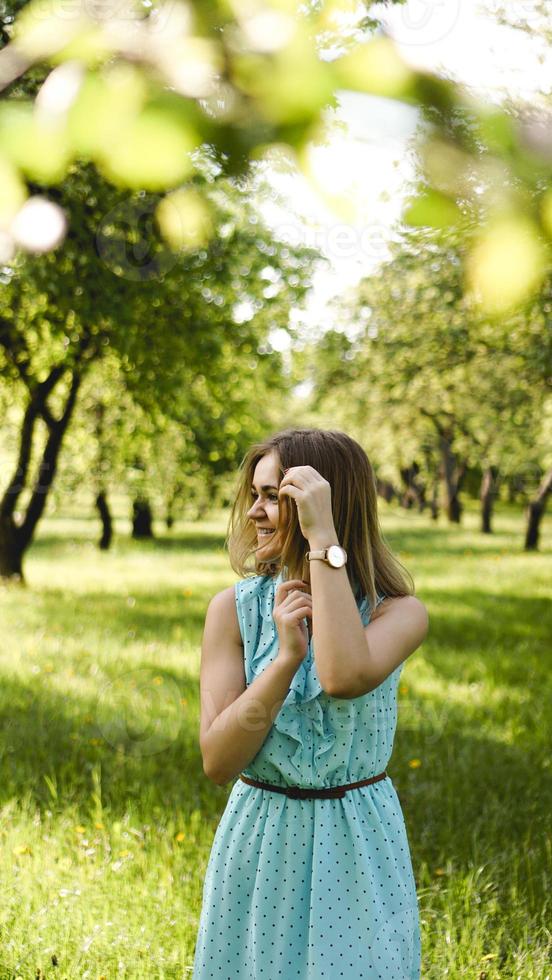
[274,591,311,614]
[273,597,312,622]
[281,594,312,613]
[276,579,310,594]
[274,580,312,636]
[281,593,312,612]
[275,580,311,606]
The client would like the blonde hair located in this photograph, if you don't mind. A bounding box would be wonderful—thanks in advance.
[226,427,415,608]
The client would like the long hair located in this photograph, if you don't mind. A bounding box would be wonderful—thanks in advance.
[226,427,415,608]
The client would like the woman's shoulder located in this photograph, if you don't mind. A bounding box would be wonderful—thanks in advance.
[370,592,428,623]
[205,584,243,645]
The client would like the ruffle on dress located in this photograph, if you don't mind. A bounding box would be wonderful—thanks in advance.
[236,571,386,779]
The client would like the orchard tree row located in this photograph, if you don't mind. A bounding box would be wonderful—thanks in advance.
[298,225,551,552]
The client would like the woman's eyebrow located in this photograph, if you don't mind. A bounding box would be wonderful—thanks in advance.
[250,483,278,491]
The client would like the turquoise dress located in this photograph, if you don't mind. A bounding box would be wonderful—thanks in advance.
[192,570,421,979]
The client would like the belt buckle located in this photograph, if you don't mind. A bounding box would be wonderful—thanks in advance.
[286,785,311,799]
[286,785,347,799]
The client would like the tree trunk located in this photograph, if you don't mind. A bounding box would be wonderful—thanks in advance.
[430,467,440,521]
[0,395,39,583]
[132,498,154,538]
[524,465,552,551]
[0,515,25,582]
[376,478,397,503]
[17,379,82,554]
[399,462,426,512]
[422,445,440,520]
[480,465,499,534]
[439,433,466,523]
[165,491,176,529]
[92,399,113,550]
[0,365,83,581]
[95,490,113,550]
[420,413,466,523]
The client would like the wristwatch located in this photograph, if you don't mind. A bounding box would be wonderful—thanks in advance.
[306,544,347,568]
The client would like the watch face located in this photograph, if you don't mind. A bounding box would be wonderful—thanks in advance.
[327,545,347,568]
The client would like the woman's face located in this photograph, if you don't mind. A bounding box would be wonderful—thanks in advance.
[246,450,283,556]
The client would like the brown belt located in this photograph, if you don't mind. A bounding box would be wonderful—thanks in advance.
[239,770,388,799]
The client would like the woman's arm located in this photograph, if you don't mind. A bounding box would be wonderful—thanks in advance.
[199,587,300,785]
[277,466,426,697]
[326,594,429,699]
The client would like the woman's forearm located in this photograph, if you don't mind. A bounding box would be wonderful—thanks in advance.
[201,654,300,786]
[307,531,369,695]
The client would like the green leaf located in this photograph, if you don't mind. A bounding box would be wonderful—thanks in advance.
[67,66,148,157]
[404,189,463,229]
[465,214,549,316]
[333,36,415,100]
[0,153,28,222]
[234,26,336,125]
[156,188,214,251]
[0,103,71,183]
[96,109,199,190]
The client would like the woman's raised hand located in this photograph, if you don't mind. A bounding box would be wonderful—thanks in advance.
[273,579,312,667]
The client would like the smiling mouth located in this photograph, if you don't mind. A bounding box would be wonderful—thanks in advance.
[257,529,275,537]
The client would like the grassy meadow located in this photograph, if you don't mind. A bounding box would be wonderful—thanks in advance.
[0,498,550,979]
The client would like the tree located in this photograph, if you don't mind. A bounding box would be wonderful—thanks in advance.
[305,226,550,540]
[0,161,320,580]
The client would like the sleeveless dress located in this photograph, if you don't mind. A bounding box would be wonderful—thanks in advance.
[192,570,421,979]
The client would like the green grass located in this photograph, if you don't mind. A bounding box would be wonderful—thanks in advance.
[0,501,550,979]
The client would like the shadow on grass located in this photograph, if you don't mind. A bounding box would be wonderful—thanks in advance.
[31,586,210,642]
[380,517,551,554]
[0,669,226,823]
[27,530,229,556]
[392,724,552,924]
[27,520,552,562]
[422,591,551,689]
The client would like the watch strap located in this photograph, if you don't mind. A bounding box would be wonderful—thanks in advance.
[306,549,328,561]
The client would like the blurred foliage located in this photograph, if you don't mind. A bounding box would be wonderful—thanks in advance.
[1,0,550,315]
[0,0,405,198]
[491,1,551,43]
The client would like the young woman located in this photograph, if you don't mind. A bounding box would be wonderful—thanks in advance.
[192,427,428,979]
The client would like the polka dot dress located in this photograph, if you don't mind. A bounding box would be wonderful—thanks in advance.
[191,570,421,979]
